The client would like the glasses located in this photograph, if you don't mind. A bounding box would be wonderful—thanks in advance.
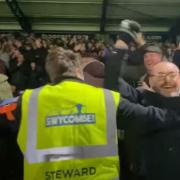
[149,71,179,81]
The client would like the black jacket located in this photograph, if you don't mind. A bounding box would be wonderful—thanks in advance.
[104,46,145,91]
[119,78,180,180]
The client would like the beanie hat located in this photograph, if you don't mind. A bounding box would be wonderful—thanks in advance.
[119,19,142,41]
[144,44,162,55]
[0,74,13,101]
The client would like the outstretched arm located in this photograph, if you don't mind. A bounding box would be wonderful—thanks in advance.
[119,78,143,103]
[117,97,180,134]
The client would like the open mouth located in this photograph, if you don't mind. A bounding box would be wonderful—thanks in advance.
[162,86,174,89]
[147,62,153,65]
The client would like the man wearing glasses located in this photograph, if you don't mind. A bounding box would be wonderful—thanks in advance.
[149,61,180,97]
[119,61,180,180]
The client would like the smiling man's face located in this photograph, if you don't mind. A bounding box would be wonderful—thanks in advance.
[149,62,180,97]
[143,52,162,71]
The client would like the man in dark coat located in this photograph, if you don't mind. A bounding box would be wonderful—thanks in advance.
[104,19,146,90]
[119,61,180,180]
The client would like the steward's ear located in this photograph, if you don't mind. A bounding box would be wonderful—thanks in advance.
[75,67,84,80]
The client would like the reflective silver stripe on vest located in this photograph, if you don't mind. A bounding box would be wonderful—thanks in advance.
[25,88,118,163]
[114,177,120,180]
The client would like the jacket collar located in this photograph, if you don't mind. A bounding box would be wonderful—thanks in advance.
[52,76,84,85]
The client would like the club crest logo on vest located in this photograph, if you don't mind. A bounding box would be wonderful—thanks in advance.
[46,104,96,127]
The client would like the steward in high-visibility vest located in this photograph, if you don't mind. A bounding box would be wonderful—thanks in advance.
[18,80,120,180]
[17,47,121,180]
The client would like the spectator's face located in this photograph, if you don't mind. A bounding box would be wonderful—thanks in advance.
[14,40,22,48]
[35,39,42,48]
[11,48,19,58]
[149,62,180,97]
[144,52,162,71]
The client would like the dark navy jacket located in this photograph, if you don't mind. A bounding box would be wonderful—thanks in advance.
[119,78,180,180]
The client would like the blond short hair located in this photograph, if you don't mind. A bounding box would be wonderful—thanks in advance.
[46,47,82,83]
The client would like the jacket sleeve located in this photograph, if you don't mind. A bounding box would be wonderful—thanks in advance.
[104,49,128,91]
[117,97,180,134]
[119,78,143,103]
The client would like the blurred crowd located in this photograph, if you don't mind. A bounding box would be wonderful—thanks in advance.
[0,33,180,97]
[0,33,108,96]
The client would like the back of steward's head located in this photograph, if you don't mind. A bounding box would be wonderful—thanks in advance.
[45,47,82,83]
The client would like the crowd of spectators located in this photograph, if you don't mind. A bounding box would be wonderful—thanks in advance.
[0,33,179,96]
[0,33,107,95]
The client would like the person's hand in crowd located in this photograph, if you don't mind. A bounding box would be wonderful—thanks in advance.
[135,32,146,47]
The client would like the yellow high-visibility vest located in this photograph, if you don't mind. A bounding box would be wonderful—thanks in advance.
[18,80,120,180]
